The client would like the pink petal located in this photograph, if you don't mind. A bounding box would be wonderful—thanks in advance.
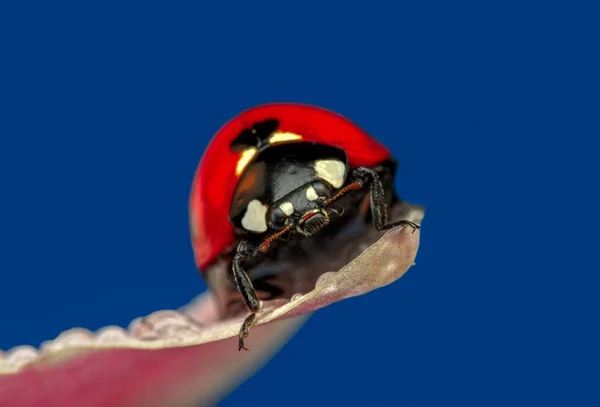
[0,204,423,407]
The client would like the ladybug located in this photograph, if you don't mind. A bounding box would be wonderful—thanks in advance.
[189,103,420,351]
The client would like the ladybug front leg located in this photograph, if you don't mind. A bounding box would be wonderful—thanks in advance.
[352,167,421,232]
[232,240,261,351]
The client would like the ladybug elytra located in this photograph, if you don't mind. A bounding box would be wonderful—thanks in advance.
[189,103,420,350]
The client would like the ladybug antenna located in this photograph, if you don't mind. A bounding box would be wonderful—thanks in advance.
[230,119,280,152]
[258,224,293,253]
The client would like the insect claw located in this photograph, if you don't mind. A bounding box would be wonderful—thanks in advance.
[238,337,250,351]
[329,205,345,217]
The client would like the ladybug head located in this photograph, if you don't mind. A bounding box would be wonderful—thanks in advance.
[268,178,336,237]
[229,142,349,238]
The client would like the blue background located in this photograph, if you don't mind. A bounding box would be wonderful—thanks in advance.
[1,1,597,406]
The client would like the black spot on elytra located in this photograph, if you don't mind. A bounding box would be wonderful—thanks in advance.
[230,119,279,152]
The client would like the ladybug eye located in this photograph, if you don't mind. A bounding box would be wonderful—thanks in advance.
[269,208,288,230]
[311,182,332,199]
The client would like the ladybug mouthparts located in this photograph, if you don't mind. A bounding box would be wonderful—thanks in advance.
[297,209,330,236]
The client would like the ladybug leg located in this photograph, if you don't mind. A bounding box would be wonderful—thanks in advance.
[232,240,261,351]
[238,313,257,351]
[352,167,421,232]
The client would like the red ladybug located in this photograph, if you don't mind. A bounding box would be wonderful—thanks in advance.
[189,103,420,350]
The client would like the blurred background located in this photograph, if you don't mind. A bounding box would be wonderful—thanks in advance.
[0,1,597,406]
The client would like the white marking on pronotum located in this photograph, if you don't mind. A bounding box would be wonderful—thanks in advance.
[306,185,319,201]
[241,199,269,233]
[279,201,294,216]
[314,159,346,188]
